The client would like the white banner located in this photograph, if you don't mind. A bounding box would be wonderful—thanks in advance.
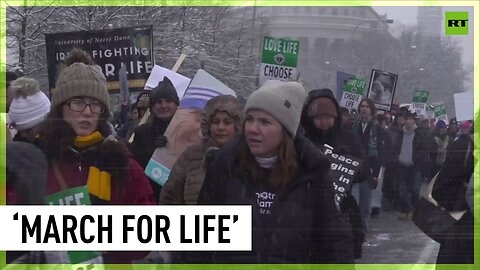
[0,206,252,251]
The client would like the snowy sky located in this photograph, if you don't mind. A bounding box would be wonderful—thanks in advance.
[373,6,474,90]
[373,6,474,68]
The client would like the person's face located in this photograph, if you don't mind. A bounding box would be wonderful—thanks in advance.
[359,101,372,117]
[449,124,459,133]
[404,117,415,129]
[397,116,405,126]
[210,111,236,147]
[152,98,177,120]
[137,106,147,118]
[439,128,447,135]
[62,97,102,137]
[386,115,392,125]
[313,115,335,131]
[244,109,284,158]
[130,108,139,120]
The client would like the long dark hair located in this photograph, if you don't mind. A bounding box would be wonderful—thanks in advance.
[358,98,376,116]
[236,125,298,191]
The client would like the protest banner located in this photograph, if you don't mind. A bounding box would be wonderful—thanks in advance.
[259,36,299,85]
[339,77,367,110]
[45,25,154,94]
[145,69,236,186]
[367,69,398,111]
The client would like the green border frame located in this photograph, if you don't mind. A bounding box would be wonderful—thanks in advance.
[0,0,478,270]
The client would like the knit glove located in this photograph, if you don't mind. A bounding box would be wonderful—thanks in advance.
[154,135,168,148]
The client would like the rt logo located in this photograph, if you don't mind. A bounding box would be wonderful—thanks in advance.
[445,12,468,35]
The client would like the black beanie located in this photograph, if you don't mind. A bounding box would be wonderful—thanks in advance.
[149,77,179,107]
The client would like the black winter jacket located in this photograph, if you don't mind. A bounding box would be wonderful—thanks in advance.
[391,127,433,169]
[131,117,171,169]
[352,120,391,177]
[432,134,474,211]
[197,133,355,264]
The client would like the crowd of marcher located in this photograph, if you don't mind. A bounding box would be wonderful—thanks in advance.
[4,48,475,267]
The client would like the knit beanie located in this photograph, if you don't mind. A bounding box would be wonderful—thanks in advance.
[8,77,51,131]
[245,80,306,137]
[435,120,447,129]
[136,90,150,109]
[460,120,472,130]
[51,49,110,112]
[149,77,179,107]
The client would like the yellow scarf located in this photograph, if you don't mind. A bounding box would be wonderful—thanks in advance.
[74,131,104,149]
[74,131,112,201]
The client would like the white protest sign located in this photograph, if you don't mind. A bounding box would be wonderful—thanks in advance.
[144,65,191,100]
[454,91,474,121]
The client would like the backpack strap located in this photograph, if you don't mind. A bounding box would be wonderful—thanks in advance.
[52,160,69,190]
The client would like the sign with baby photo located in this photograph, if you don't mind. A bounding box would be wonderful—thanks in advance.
[367,69,398,111]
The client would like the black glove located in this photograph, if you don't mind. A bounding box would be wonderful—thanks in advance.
[368,176,379,190]
[154,135,168,148]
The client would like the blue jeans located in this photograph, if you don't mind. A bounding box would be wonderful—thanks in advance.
[352,181,373,235]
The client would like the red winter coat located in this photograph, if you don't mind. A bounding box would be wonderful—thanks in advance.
[46,143,155,264]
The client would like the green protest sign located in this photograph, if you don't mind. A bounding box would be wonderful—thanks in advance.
[261,36,299,67]
[46,187,102,266]
[412,90,429,103]
[344,78,367,95]
[46,186,91,205]
[259,36,299,85]
[434,103,447,117]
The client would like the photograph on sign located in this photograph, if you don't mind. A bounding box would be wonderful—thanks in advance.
[367,69,398,111]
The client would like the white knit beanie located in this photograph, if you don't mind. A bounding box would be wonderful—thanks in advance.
[8,77,51,131]
[245,80,306,137]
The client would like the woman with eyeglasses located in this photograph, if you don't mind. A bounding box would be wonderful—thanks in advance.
[37,49,155,264]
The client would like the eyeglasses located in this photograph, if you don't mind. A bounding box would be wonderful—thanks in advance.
[66,99,105,114]
[313,115,335,121]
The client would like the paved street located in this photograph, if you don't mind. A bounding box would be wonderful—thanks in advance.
[356,209,440,264]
